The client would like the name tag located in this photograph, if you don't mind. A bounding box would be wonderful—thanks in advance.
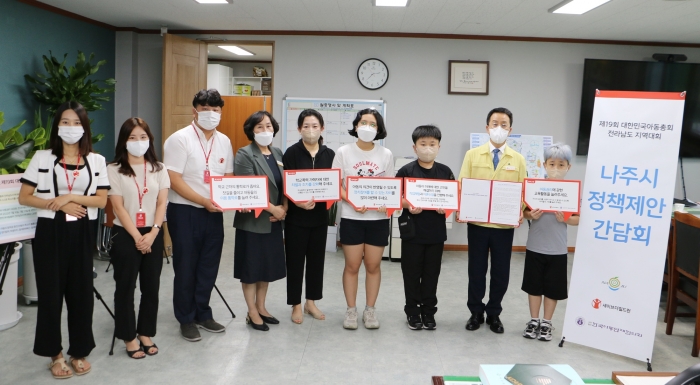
[504,165,516,171]
[276,160,284,167]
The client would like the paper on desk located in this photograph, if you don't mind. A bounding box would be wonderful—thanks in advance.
[616,376,675,385]
[445,381,482,385]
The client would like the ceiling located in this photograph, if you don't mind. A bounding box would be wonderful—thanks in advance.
[36,0,700,44]
[207,44,273,61]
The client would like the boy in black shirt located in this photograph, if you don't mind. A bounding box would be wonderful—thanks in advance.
[396,125,455,330]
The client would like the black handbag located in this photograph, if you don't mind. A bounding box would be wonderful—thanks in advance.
[397,213,415,240]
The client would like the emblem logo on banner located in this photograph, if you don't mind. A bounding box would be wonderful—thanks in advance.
[562,90,686,362]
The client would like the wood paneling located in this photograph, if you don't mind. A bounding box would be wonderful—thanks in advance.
[161,34,207,146]
[219,96,272,155]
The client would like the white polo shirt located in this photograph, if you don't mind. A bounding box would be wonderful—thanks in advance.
[163,122,234,208]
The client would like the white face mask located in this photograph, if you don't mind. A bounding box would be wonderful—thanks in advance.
[301,129,321,144]
[546,168,568,180]
[196,110,221,130]
[254,131,274,147]
[356,125,376,143]
[489,127,509,145]
[126,140,150,157]
[415,146,438,163]
[58,126,84,145]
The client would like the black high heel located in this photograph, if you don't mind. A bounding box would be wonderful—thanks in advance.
[126,346,145,359]
[259,314,279,325]
[140,341,158,356]
[246,313,269,331]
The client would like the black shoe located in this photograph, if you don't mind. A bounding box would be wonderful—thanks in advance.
[407,315,423,330]
[465,313,485,331]
[246,313,269,331]
[259,314,280,325]
[486,315,504,334]
[180,322,202,342]
[421,314,437,330]
[196,319,226,333]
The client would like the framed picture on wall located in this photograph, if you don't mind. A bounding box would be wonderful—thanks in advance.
[448,60,489,95]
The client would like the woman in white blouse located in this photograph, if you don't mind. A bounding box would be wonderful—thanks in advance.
[107,118,169,359]
[19,101,110,379]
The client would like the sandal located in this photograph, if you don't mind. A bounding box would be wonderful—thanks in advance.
[126,346,145,359]
[140,341,158,356]
[304,305,326,320]
[48,357,73,379]
[69,357,91,376]
[291,305,303,324]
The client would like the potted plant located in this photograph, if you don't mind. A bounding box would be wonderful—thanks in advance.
[326,202,338,252]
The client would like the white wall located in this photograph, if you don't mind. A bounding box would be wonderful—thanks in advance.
[116,32,700,246]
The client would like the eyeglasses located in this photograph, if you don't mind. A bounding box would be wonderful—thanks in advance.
[359,121,377,128]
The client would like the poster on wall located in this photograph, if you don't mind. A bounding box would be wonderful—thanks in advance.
[562,90,686,362]
[470,133,552,179]
[0,174,37,244]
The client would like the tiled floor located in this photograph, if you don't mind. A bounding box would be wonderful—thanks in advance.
[1,212,697,384]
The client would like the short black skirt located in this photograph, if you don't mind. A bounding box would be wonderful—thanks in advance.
[233,221,286,284]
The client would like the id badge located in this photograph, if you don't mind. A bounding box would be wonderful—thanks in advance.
[204,169,211,184]
[136,211,146,227]
[66,214,78,222]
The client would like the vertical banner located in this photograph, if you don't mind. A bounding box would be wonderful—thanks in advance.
[563,90,686,361]
[0,174,37,243]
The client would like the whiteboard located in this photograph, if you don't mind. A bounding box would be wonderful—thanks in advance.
[282,97,387,152]
[470,133,554,179]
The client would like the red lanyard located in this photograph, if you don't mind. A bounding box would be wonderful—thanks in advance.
[133,162,148,210]
[192,124,215,168]
[61,155,82,194]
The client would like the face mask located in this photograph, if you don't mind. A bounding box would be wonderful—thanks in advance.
[126,140,150,157]
[489,127,509,144]
[301,129,321,144]
[415,146,438,163]
[254,131,274,147]
[546,168,568,180]
[58,126,84,145]
[356,125,376,142]
[196,111,221,130]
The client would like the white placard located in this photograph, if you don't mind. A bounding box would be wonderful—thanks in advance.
[459,179,521,226]
[0,174,37,243]
[283,169,341,209]
[210,176,268,217]
[345,177,402,217]
[404,178,459,216]
[523,179,581,213]
[562,90,686,362]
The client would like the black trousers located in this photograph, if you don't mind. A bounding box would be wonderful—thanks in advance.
[401,241,444,316]
[466,223,515,317]
[285,224,326,305]
[167,203,224,325]
[111,226,164,341]
[33,215,95,358]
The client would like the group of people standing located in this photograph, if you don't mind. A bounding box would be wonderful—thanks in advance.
[19,89,578,380]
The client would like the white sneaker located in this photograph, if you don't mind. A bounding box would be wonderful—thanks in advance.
[363,306,380,329]
[343,307,358,330]
[523,319,539,339]
[538,321,553,341]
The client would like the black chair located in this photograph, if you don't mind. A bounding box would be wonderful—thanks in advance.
[665,212,700,357]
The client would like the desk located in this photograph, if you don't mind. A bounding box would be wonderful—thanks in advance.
[431,377,615,385]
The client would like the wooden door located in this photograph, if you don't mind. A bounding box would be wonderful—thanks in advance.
[161,34,207,145]
[219,96,272,155]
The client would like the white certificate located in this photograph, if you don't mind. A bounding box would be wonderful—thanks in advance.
[346,177,402,217]
[284,169,341,209]
[523,178,581,213]
[210,176,268,217]
[404,178,459,217]
[459,178,491,222]
[489,180,523,226]
[459,178,522,226]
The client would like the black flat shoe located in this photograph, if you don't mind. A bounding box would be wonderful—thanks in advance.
[140,341,158,356]
[465,312,485,331]
[486,315,504,334]
[246,313,270,331]
[259,314,279,325]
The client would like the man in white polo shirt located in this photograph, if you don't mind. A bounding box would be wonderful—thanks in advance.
[164,89,234,342]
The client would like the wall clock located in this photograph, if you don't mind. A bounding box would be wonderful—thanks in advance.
[357,58,389,90]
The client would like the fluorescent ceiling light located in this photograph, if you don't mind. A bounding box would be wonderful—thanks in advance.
[218,45,254,56]
[548,0,611,14]
[374,0,409,7]
[195,0,230,4]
